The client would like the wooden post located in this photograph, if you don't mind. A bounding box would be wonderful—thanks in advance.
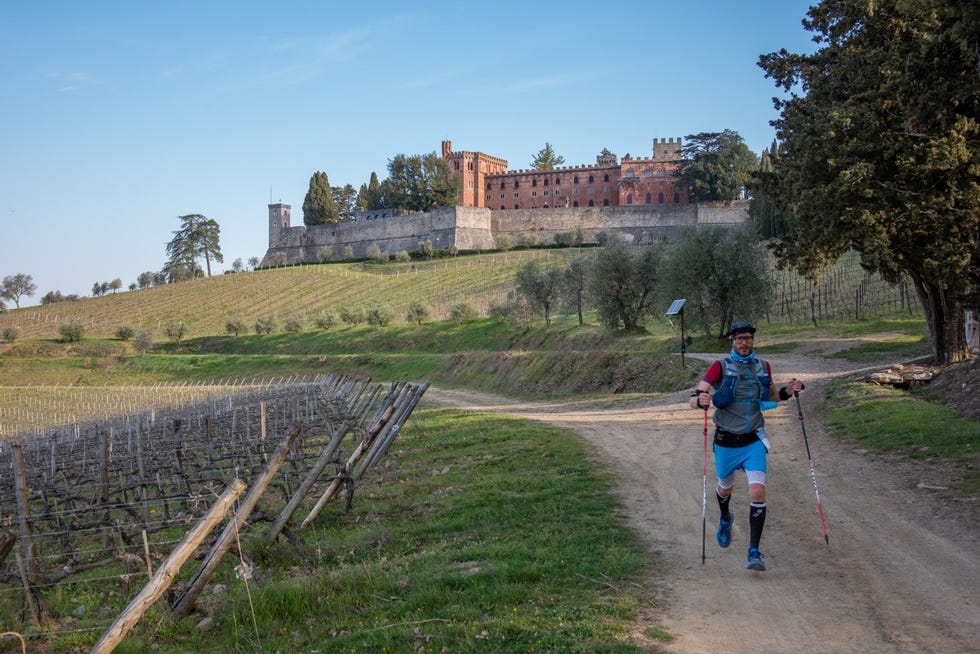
[265,422,351,545]
[10,441,44,626]
[300,400,400,528]
[90,479,245,654]
[172,424,303,617]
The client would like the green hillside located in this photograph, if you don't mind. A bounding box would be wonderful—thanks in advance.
[0,246,918,341]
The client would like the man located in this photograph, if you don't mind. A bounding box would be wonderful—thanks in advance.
[688,321,804,571]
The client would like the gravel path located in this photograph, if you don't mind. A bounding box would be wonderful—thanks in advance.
[422,348,980,652]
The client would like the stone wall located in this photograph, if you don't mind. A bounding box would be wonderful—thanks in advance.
[262,202,750,265]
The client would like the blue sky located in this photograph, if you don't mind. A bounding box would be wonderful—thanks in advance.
[0,1,817,306]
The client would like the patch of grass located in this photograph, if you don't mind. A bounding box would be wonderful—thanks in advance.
[108,409,656,653]
[831,334,931,362]
[823,379,980,462]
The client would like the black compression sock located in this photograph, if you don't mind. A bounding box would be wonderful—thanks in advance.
[717,491,732,520]
[749,503,767,549]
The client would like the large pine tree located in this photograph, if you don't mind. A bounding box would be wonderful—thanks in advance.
[303,171,339,225]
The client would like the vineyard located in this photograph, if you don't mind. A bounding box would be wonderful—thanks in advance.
[0,374,428,651]
[0,247,920,341]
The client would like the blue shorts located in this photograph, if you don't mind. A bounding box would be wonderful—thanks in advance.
[713,439,768,480]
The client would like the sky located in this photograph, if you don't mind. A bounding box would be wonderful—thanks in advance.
[0,1,818,306]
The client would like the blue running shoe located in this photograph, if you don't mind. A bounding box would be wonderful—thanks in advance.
[745,547,766,572]
[716,513,732,548]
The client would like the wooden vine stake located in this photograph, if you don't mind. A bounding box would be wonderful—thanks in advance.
[91,478,246,654]
[172,423,303,616]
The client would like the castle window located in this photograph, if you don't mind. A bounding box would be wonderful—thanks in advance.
[500,193,505,199]
[645,192,652,204]
[644,169,653,178]
[555,177,561,185]
[588,200,595,207]
[573,201,580,207]
[514,180,520,189]
[604,174,609,182]
[573,188,579,194]
[532,179,537,187]
[543,190,549,196]
[531,191,537,197]
[468,162,474,170]
[588,187,594,194]
[515,204,519,209]
[658,169,666,177]
[501,181,505,189]
[486,194,491,201]
[588,175,594,183]
[454,161,460,170]
[674,192,681,203]
[658,193,665,204]
[514,192,519,198]
[543,178,549,186]
[501,205,505,210]
[603,199,610,206]
[486,182,492,190]
[467,181,474,189]
[603,185,609,192]
[626,194,633,204]
[626,169,635,178]
[574,176,579,184]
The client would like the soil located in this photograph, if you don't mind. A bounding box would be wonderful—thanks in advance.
[421,338,980,653]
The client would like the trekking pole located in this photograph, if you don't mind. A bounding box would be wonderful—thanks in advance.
[794,391,830,545]
[701,407,708,564]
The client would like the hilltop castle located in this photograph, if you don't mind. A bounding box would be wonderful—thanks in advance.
[262,138,747,266]
[442,137,688,210]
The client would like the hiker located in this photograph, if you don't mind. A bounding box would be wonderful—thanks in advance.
[688,321,804,571]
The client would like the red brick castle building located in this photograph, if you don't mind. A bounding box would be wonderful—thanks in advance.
[441,137,688,211]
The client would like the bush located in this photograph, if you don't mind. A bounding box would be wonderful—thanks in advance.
[226,317,247,336]
[115,325,135,341]
[418,240,434,259]
[366,306,394,327]
[317,246,333,263]
[1,326,21,343]
[496,235,514,251]
[339,306,364,326]
[312,310,336,330]
[450,303,479,324]
[343,245,354,259]
[406,301,430,326]
[518,233,538,248]
[283,315,305,333]
[254,315,278,334]
[366,243,387,263]
[133,330,154,354]
[165,321,187,344]
[59,320,84,343]
[488,293,536,328]
[395,250,411,263]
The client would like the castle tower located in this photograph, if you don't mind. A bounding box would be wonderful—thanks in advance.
[652,137,683,160]
[269,203,290,244]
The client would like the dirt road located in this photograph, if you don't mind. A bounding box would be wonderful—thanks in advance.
[422,350,980,653]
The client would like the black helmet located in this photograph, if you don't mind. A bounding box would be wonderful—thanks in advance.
[728,321,756,338]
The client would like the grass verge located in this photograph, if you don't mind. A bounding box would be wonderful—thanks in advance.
[102,408,658,653]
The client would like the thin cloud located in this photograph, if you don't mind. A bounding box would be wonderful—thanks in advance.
[46,71,92,91]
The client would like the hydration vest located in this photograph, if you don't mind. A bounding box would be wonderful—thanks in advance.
[711,356,772,434]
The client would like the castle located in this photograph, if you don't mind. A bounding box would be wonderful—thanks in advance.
[262,138,747,266]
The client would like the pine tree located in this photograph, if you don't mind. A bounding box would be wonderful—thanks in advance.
[530,143,565,170]
[303,171,339,225]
